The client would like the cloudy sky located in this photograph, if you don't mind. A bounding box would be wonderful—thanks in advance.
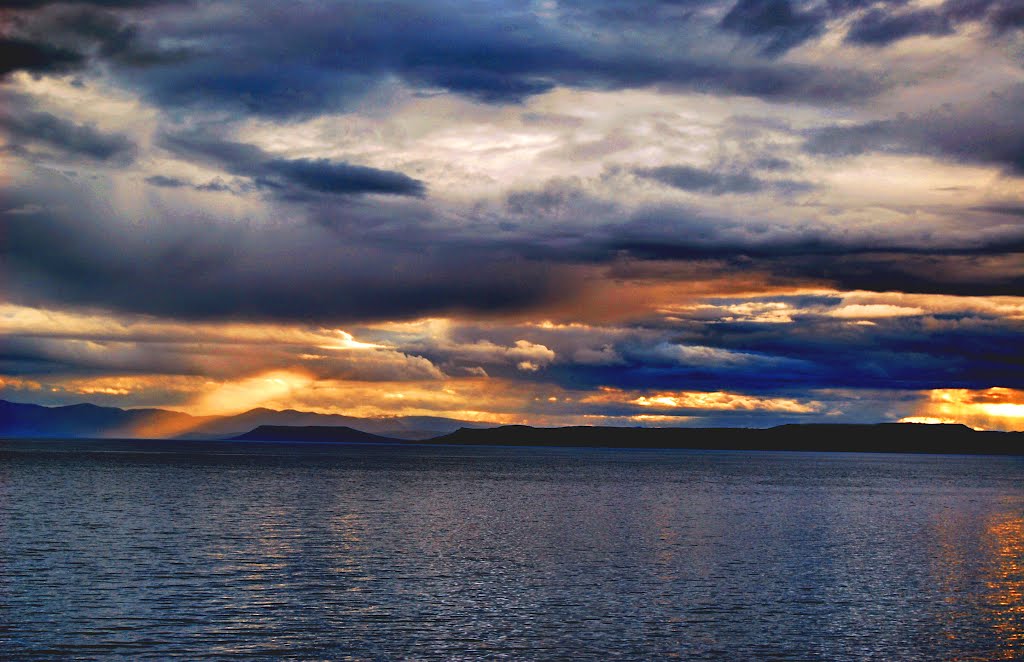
[2,0,1022,431]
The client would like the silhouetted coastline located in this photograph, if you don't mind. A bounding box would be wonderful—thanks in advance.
[229,422,1023,456]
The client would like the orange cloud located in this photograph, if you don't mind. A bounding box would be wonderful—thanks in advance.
[901,388,1024,431]
[0,376,43,391]
[583,386,821,413]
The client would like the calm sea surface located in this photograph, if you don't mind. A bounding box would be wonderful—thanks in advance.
[1,439,1023,660]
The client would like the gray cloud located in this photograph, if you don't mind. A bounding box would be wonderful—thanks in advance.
[0,98,136,164]
[0,37,84,77]
[634,164,813,195]
[0,4,185,82]
[805,85,1024,175]
[4,163,1023,335]
[851,0,1024,46]
[1,1,890,118]
[970,204,1024,217]
[845,7,953,45]
[719,0,827,56]
[145,174,188,188]
[0,169,562,323]
[160,132,425,198]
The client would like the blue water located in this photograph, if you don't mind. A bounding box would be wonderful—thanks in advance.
[1,439,1023,660]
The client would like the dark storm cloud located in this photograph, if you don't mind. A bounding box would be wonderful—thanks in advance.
[0,336,198,377]
[714,0,1022,52]
[805,85,1024,175]
[0,97,136,164]
[555,0,719,25]
[193,178,235,193]
[845,7,953,45]
[633,164,811,195]
[145,174,243,193]
[942,0,1024,32]
[6,163,1020,332]
[261,159,426,197]
[608,201,1024,295]
[5,0,1019,115]
[785,253,1024,296]
[971,204,1024,217]
[691,312,1024,391]
[0,330,442,382]
[428,307,1024,393]
[611,247,1024,297]
[844,0,1024,46]
[0,6,184,85]
[129,18,885,116]
[636,165,764,194]
[592,198,1024,296]
[0,170,558,323]
[988,1,1024,30]
[499,176,1021,297]
[1,1,888,116]
[719,0,826,56]
[2,0,186,7]
[159,132,425,198]
[664,317,1013,392]
[0,37,84,76]
[145,175,189,188]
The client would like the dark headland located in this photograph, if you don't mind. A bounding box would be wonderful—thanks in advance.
[431,423,1023,455]
[232,425,399,444]
[234,423,1023,456]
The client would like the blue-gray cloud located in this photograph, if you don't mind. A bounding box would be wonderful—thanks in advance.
[0,37,84,76]
[0,98,136,164]
[719,0,827,56]
[845,7,953,44]
[634,164,812,195]
[159,132,425,198]
[145,175,188,188]
[805,85,1024,175]
[2,1,890,117]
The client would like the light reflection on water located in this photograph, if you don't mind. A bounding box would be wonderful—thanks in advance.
[985,506,1024,660]
[1,440,1023,659]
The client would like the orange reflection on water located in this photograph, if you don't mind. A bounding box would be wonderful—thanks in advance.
[985,510,1024,659]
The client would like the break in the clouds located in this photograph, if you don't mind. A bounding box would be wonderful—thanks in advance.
[1,0,1022,431]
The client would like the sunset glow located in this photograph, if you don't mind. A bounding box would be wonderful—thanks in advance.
[1,0,1021,431]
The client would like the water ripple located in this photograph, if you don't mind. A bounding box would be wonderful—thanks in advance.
[2,441,1023,659]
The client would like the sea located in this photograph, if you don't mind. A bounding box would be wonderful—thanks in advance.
[1,439,1022,660]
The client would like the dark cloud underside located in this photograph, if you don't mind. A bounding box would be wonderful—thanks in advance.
[159,132,424,197]
[2,1,891,116]
[805,85,1024,174]
[1,105,136,163]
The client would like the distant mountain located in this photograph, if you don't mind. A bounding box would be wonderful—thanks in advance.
[0,399,209,439]
[185,407,492,441]
[0,399,495,441]
[231,425,399,443]
[432,423,1023,455]
[5,399,1020,455]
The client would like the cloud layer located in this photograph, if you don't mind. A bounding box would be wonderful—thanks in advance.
[1,0,1022,429]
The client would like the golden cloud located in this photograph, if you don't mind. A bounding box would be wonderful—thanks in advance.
[901,388,1024,431]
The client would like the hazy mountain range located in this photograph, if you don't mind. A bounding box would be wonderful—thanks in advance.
[3,399,1020,456]
[0,399,494,441]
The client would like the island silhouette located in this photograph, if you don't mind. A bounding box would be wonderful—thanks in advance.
[3,399,1020,456]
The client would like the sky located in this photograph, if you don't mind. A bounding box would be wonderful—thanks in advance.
[1,0,1023,431]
